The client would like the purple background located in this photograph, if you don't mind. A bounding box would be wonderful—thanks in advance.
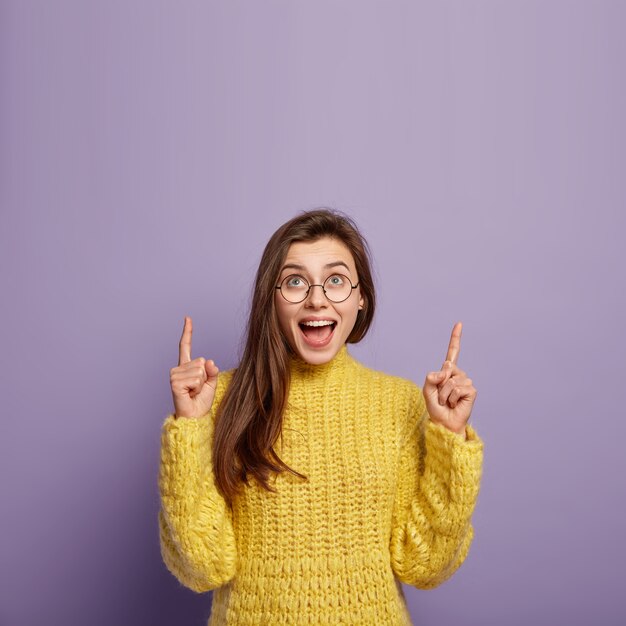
[1,1,624,625]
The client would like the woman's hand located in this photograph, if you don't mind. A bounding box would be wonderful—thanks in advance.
[170,316,219,419]
[422,322,477,437]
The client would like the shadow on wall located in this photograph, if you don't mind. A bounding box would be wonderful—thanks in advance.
[107,468,215,625]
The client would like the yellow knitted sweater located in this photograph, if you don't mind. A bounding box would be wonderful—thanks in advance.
[158,345,484,625]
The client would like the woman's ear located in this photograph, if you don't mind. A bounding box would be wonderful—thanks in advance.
[358,295,365,310]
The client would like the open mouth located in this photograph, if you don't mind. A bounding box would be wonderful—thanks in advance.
[298,320,337,346]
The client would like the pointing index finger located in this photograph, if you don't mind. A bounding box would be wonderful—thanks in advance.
[445,321,463,366]
[178,316,193,366]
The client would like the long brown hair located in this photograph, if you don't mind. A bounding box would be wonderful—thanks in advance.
[213,209,376,506]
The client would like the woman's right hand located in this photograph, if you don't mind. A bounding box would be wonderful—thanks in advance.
[170,316,219,419]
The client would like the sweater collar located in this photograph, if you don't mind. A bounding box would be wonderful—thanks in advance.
[289,344,351,381]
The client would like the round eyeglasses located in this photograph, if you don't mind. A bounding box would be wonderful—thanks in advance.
[275,273,359,304]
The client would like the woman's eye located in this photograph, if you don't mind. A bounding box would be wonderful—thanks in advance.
[328,275,344,285]
[287,276,305,288]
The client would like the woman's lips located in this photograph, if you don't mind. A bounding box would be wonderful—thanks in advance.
[298,322,336,348]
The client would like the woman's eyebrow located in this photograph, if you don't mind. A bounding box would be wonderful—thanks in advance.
[280,261,351,273]
[325,261,351,272]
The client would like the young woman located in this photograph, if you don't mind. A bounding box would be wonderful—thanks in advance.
[158,209,484,625]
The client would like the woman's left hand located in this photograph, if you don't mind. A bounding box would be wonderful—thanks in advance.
[422,322,477,437]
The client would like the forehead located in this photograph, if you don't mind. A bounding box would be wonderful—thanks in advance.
[283,237,356,269]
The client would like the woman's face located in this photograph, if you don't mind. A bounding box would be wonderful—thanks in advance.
[275,236,364,365]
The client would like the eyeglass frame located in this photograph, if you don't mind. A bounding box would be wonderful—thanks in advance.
[275,273,360,304]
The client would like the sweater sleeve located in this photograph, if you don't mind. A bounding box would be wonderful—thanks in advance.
[158,372,238,593]
[389,384,484,589]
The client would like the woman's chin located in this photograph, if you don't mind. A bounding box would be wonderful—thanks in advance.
[298,348,336,365]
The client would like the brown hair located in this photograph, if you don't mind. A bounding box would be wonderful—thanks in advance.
[212,209,376,506]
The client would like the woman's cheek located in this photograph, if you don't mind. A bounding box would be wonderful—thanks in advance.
[275,305,297,348]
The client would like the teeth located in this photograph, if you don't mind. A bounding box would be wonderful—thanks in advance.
[301,320,335,327]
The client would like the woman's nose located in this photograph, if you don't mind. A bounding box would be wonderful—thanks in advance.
[305,284,327,307]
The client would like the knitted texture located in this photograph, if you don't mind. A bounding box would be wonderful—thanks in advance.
[158,345,484,625]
